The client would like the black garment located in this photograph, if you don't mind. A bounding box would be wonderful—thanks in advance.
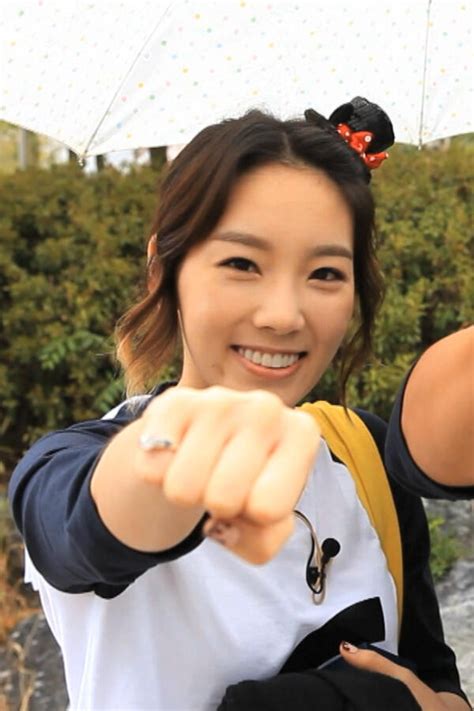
[7,384,467,701]
[385,368,474,500]
[219,666,420,711]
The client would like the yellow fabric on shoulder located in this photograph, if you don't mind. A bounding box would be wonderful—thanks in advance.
[299,400,403,631]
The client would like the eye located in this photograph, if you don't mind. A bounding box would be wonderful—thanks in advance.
[219,257,258,273]
[310,267,346,282]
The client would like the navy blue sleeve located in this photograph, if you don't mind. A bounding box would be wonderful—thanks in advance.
[354,409,467,701]
[8,399,206,598]
[386,372,474,500]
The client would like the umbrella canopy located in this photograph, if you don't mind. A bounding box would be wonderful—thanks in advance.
[1,0,472,158]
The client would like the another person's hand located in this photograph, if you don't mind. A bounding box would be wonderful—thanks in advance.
[339,643,470,710]
[137,386,320,563]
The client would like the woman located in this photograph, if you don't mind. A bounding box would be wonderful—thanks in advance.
[9,98,469,710]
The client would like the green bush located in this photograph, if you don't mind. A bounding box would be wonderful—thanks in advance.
[0,163,159,472]
[0,141,472,474]
[428,515,462,581]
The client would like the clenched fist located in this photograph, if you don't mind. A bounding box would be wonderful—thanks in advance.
[135,386,321,563]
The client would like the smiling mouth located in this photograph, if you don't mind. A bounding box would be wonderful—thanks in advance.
[231,346,307,370]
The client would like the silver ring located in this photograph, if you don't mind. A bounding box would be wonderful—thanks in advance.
[139,433,177,452]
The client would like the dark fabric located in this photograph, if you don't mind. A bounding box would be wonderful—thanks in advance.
[385,368,474,500]
[8,382,208,596]
[218,666,420,711]
[355,408,468,703]
[280,598,385,673]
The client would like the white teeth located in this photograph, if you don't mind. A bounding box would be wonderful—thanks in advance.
[270,354,284,368]
[237,348,300,369]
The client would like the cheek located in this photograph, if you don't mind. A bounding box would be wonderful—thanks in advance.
[183,290,236,340]
[309,297,354,358]
[325,291,355,335]
[343,292,356,326]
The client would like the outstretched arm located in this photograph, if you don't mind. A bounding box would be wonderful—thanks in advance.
[401,327,473,488]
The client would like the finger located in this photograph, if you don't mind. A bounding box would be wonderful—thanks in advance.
[134,389,195,485]
[339,643,442,710]
[204,514,295,564]
[243,410,320,524]
[202,425,279,519]
[340,642,410,678]
[161,410,236,505]
[165,388,283,511]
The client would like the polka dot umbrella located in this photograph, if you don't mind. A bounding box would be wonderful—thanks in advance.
[1,0,472,160]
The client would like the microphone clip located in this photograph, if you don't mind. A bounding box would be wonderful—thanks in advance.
[294,510,341,604]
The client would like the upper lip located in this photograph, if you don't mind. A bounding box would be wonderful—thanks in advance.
[232,345,307,355]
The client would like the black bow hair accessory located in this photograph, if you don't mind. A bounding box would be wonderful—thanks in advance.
[304,97,395,179]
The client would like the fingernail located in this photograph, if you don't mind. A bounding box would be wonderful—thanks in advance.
[341,641,358,654]
[203,520,240,548]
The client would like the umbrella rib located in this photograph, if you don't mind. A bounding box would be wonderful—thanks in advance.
[81,1,176,159]
[418,0,433,149]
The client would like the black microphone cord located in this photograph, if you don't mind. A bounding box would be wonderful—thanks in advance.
[294,510,341,604]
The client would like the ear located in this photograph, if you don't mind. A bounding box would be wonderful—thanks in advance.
[146,233,162,293]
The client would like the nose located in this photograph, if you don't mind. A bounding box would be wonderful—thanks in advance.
[252,280,306,334]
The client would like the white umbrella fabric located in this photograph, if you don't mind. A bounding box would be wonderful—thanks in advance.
[1,0,472,158]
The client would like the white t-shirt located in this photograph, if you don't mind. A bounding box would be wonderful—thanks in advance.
[25,437,398,711]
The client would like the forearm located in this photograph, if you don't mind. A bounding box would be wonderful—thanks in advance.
[9,414,206,591]
[90,418,205,552]
[401,327,474,487]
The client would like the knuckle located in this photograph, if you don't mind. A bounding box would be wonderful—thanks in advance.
[292,410,321,438]
[245,390,283,420]
[204,497,240,520]
[163,386,194,406]
[204,483,243,519]
[245,500,282,525]
[162,477,199,508]
[142,397,162,419]
[144,386,186,416]
[203,385,230,402]
[251,389,282,409]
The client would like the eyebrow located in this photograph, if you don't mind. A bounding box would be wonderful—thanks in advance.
[212,231,353,260]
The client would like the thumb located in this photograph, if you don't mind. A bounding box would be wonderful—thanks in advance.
[339,642,409,680]
[204,514,295,564]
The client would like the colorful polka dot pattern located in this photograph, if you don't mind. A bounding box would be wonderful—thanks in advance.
[0,0,472,156]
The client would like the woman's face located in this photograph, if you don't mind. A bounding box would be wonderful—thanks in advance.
[176,163,355,407]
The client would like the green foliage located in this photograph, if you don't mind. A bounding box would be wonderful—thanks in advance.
[0,162,160,471]
[428,515,461,581]
[0,141,472,474]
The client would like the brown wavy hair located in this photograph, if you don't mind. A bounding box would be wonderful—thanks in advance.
[116,109,384,401]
